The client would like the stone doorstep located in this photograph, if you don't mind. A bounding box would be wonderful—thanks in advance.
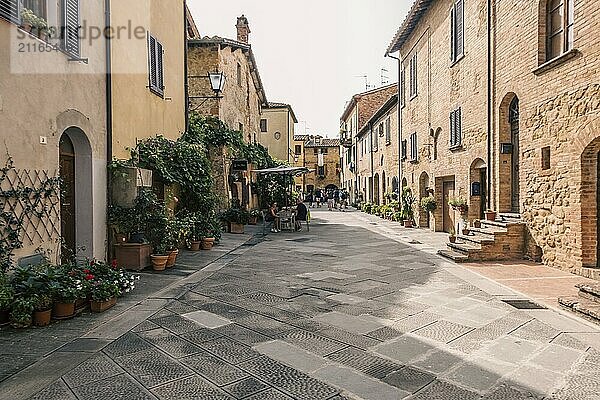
[558,297,600,324]
[576,282,600,301]
[437,249,469,263]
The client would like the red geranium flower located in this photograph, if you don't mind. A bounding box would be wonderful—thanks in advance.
[83,269,91,274]
[111,259,118,269]
[85,274,94,281]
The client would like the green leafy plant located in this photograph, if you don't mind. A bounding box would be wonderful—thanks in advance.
[32,294,53,312]
[448,197,468,213]
[420,196,437,212]
[401,188,417,222]
[89,280,121,302]
[0,273,14,310]
[9,296,34,328]
[220,205,250,225]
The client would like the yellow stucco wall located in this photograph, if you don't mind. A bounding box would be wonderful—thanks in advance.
[110,0,186,159]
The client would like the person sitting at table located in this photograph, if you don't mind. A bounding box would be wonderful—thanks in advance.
[266,202,280,233]
[295,198,308,231]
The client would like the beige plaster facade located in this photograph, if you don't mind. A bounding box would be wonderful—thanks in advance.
[303,137,341,193]
[110,0,187,160]
[0,1,107,262]
[259,103,297,163]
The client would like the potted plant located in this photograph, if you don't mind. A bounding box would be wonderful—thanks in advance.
[146,214,170,271]
[462,225,470,236]
[0,274,13,325]
[401,188,417,228]
[220,206,250,234]
[473,219,482,228]
[35,16,49,40]
[165,216,189,268]
[484,210,497,221]
[449,227,457,243]
[248,209,260,225]
[20,8,36,33]
[50,268,82,319]
[449,197,468,215]
[420,196,437,213]
[32,294,53,327]
[89,280,121,313]
[9,296,34,328]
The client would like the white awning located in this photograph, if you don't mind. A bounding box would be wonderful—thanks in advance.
[252,166,312,176]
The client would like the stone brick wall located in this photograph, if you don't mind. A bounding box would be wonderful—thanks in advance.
[398,0,489,232]
[304,145,341,192]
[493,0,600,272]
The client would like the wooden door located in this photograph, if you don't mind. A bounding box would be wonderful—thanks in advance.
[443,180,455,233]
[59,135,76,263]
[480,168,487,219]
[510,97,520,213]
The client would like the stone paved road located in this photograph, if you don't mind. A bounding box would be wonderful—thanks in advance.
[2,209,600,400]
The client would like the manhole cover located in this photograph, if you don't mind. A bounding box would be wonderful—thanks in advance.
[502,299,547,309]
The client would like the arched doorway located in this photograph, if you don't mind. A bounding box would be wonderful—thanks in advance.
[382,171,387,202]
[419,172,430,227]
[469,158,487,220]
[581,137,600,268]
[59,128,93,263]
[509,97,520,213]
[498,93,520,213]
[59,135,76,263]
[373,173,380,205]
[392,177,399,194]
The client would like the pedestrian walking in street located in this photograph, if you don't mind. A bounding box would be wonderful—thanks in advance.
[315,189,322,208]
[306,192,314,208]
[340,189,348,211]
[327,190,335,211]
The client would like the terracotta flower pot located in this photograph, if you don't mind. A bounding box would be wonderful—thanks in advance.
[189,241,201,251]
[52,302,75,320]
[229,222,244,234]
[75,298,88,312]
[33,309,52,327]
[21,23,32,33]
[166,249,179,268]
[462,229,470,236]
[90,297,117,313]
[485,211,496,221]
[404,220,413,228]
[449,236,457,243]
[0,309,8,325]
[473,220,481,228]
[248,216,258,225]
[151,255,169,271]
[202,237,215,250]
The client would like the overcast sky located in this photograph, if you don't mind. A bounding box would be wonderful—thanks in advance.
[188,0,411,137]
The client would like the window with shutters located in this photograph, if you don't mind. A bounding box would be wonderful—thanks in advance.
[385,117,391,145]
[410,133,418,162]
[318,166,325,177]
[322,147,328,154]
[450,0,464,64]
[409,54,418,99]
[0,0,21,25]
[450,107,463,148]
[260,119,268,132]
[400,68,406,107]
[545,0,574,61]
[401,139,407,160]
[148,33,164,97]
[295,145,302,155]
[237,63,242,86]
[62,0,80,57]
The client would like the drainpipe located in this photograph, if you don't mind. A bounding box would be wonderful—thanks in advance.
[105,0,113,262]
[184,0,189,132]
[486,0,493,210]
[369,122,374,203]
[386,53,401,193]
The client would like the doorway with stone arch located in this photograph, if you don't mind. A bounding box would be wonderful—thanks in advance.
[382,171,387,202]
[498,93,520,213]
[373,173,380,205]
[418,171,430,227]
[581,137,600,268]
[59,127,93,263]
[469,158,487,220]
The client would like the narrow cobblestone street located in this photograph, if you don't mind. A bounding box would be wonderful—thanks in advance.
[2,209,599,400]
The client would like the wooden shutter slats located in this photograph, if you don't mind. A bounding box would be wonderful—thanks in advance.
[148,34,164,96]
[64,0,80,57]
[0,0,20,24]
[456,0,464,58]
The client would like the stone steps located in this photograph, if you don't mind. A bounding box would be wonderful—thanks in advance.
[437,249,469,263]
[439,215,526,264]
[559,282,600,325]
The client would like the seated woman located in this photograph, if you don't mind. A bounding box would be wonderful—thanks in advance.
[265,202,280,233]
[295,198,308,231]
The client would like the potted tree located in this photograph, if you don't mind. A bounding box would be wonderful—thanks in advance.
[146,211,170,272]
[20,8,36,33]
[448,197,468,215]
[401,188,417,228]
[166,216,189,268]
[221,206,250,234]
[420,196,437,214]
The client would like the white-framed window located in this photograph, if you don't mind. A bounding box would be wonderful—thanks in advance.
[148,33,164,97]
[450,0,464,64]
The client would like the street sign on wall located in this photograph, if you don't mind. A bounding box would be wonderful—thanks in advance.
[231,159,248,171]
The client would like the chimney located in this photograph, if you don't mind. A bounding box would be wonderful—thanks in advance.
[236,15,251,43]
